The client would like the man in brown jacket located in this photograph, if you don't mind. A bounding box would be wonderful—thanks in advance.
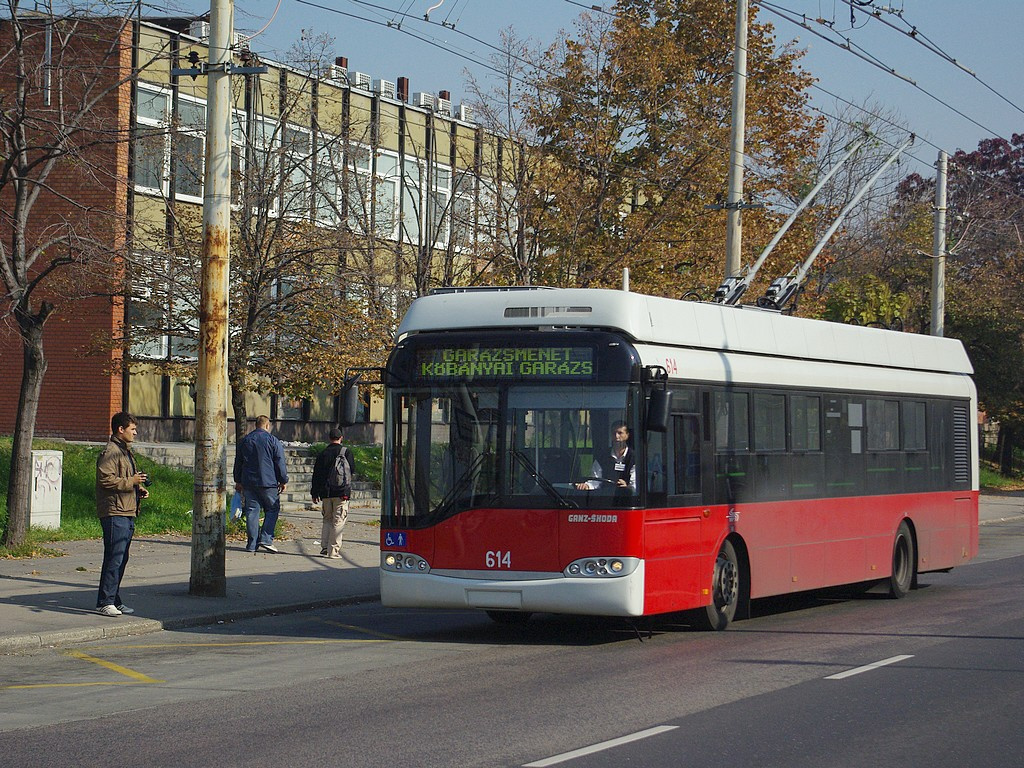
[95,412,149,616]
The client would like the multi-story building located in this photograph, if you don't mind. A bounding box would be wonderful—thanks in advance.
[0,14,521,443]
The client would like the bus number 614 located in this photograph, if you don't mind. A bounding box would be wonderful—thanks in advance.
[486,550,511,568]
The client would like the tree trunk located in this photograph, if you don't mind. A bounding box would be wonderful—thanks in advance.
[2,317,48,548]
[231,383,248,445]
[998,424,1017,476]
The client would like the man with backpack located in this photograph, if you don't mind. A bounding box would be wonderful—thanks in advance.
[311,427,356,558]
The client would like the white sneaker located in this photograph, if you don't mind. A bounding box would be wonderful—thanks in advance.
[116,604,135,614]
[96,604,122,616]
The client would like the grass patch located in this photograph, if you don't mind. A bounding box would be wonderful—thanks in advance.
[980,461,1024,492]
[0,543,66,559]
[1,437,197,553]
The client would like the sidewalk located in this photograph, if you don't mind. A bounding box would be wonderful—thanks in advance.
[0,503,383,655]
[2,494,1022,655]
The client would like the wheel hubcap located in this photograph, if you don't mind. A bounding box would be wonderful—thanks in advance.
[714,554,738,609]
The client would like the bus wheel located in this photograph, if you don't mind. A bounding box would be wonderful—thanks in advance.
[694,540,740,631]
[888,521,916,599]
[486,610,532,625]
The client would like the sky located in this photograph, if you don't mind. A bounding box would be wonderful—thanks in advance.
[162,0,1024,176]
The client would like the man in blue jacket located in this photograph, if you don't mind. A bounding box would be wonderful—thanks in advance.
[233,415,289,553]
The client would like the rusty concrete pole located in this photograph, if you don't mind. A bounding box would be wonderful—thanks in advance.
[724,0,749,279]
[190,0,233,596]
[931,150,947,337]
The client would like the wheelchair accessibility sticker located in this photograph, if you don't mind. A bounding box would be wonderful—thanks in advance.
[384,531,408,548]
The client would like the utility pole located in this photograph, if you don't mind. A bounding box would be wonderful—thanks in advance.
[171,3,268,596]
[190,0,233,596]
[724,0,749,278]
[931,150,947,337]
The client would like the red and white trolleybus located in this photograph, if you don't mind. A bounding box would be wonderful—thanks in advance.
[372,287,978,629]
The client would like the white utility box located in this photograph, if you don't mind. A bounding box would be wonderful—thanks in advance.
[30,450,63,529]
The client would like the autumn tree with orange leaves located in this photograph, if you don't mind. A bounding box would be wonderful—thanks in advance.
[492,0,823,299]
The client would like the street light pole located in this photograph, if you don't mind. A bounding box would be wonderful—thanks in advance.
[931,150,947,337]
[190,0,234,596]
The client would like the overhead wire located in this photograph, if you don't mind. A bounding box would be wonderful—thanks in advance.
[293,0,793,199]
[142,0,959,213]
[837,0,1024,121]
[754,0,1010,144]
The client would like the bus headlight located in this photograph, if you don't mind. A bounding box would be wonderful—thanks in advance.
[564,557,637,578]
[382,552,430,573]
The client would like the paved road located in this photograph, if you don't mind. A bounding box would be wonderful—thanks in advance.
[1,518,1021,768]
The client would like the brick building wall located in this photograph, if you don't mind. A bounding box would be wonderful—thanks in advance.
[0,17,133,441]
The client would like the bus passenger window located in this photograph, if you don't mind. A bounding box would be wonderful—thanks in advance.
[754,393,786,451]
[647,430,666,498]
[867,399,900,451]
[714,391,749,452]
[674,415,701,495]
[791,395,821,452]
[903,401,927,451]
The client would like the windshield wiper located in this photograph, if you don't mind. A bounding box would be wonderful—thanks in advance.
[430,452,493,520]
[512,449,577,509]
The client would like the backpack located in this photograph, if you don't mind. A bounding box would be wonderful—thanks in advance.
[326,446,351,492]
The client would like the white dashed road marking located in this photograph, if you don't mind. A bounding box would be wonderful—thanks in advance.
[826,654,915,680]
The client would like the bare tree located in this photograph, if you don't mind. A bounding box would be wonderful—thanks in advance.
[125,34,396,443]
[1,3,168,547]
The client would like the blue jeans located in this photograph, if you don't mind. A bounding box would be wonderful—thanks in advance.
[242,485,281,551]
[97,515,135,608]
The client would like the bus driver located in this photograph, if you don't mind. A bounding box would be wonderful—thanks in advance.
[575,421,637,492]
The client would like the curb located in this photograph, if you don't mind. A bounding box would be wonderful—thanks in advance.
[0,592,381,655]
[979,513,1024,525]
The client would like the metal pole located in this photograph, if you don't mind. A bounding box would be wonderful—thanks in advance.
[190,0,233,596]
[724,0,748,278]
[931,151,947,337]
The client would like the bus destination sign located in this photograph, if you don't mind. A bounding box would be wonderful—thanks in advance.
[416,346,595,380]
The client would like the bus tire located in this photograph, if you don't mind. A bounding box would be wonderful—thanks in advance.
[888,521,916,599]
[693,539,741,631]
[486,610,532,625]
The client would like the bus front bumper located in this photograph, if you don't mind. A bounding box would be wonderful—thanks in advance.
[379,559,646,617]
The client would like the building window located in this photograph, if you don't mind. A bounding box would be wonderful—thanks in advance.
[401,157,422,244]
[173,97,206,200]
[127,250,169,359]
[450,171,475,252]
[249,118,281,215]
[135,85,170,194]
[376,152,400,240]
[282,125,312,219]
[427,165,451,248]
[314,137,343,224]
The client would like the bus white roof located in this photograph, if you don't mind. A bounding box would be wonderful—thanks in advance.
[397,287,973,376]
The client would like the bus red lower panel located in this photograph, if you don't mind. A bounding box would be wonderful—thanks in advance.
[381,490,976,618]
[429,508,561,572]
[640,490,978,614]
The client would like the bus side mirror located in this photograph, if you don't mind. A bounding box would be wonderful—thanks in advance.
[340,376,362,427]
[646,389,671,432]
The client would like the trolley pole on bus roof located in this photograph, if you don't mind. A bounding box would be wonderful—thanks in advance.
[931,151,948,337]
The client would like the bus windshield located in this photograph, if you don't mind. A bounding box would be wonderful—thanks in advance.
[384,383,640,527]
